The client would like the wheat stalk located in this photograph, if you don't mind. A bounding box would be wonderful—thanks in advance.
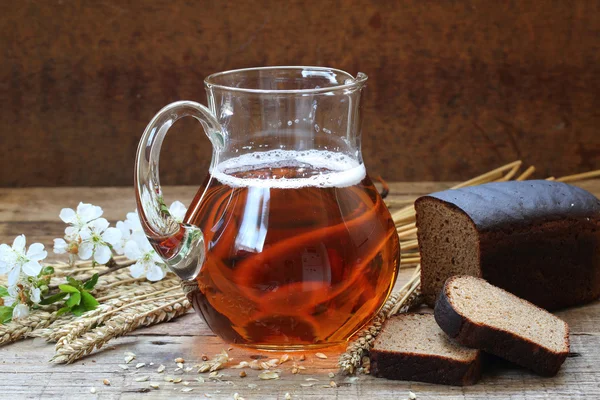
[51,297,190,364]
[0,305,63,346]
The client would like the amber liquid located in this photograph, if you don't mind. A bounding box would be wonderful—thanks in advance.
[183,162,399,349]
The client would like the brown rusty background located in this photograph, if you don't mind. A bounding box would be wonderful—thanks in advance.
[1,0,599,187]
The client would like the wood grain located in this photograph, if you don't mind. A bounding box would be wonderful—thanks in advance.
[1,181,600,398]
[1,1,599,187]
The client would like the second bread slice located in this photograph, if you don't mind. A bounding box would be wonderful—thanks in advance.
[370,313,482,385]
[434,275,570,376]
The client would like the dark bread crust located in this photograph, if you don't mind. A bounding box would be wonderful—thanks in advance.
[424,180,600,231]
[370,347,482,386]
[434,276,570,377]
[416,180,600,310]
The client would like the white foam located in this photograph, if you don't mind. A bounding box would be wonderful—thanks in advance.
[210,149,366,189]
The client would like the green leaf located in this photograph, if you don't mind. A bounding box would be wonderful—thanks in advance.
[66,292,81,308]
[0,286,9,298]
[41,266,55,275]
[56,306,71,317]
[58,284,80,294]
[71,304,87,316]
[0,306,13,324]
[39,292,68,305]
[66,276,81,289]
[83,273,99,291]
[80,291,99,310]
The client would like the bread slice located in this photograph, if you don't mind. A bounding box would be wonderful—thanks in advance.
[370,313,482,386]
[434,276,570,376]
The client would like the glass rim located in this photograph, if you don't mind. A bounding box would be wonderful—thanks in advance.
[204,66,368,94]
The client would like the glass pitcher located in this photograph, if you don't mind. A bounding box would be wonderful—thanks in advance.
[135,66,400,350]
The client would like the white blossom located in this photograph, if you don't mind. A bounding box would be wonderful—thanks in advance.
[2,285,19,307]
[30,287,41,304]
[78,218,122,264]
[12,303,29,320]
[59,202,103,239]
[112,221,132,255]
[169,201,187,223]
[124,235,166,282]
[0,235,47,286]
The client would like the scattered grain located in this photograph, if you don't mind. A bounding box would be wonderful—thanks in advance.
[135,376,149,382]
[409,391,417,399]
[102,379,110,386]
[280,354,290,364]
[258,371,279,380]
[175,357,185,363]
[239,371,247,378]
[182,381,190,386]
[330,381,337,388]
[135,362,146,369]
[328,372,335,378]
[118,364,129,370]
[202,354,209,361]
[124,355,135,364]
[177,362,184,369]
[90,387,96,394]
[173,377,183,383]
[163,376,174,382]
[181,388,193,392]
[285,393,292,400]
[197,377,205,383]
[315,353,327,359]
[150,383,160,389]
[157,364,166,373]
[299,354,306,361]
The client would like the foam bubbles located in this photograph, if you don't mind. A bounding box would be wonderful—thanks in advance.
[210,149,366,189]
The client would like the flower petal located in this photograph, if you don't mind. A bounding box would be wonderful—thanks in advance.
[12,303,29,320]
[12,235,26,254]
[102,227,122,246]
[125,211,143,231]
[78,242,94,260]
[30,287,41,304]
[22,260,42,277]
[26,243,47,261]
[169,201,187,223]
[53,238,68,254]
[7,265,21,286]
[124,240,142,260]
[59,208,76,224]
[146,264,166,281]
[129,261,146,278]
[79,227,92,241]
[116,221,131,238]
[90,218,110,233]
[94,244,112,264]
[64,226,79,240]
[77,202,103,222]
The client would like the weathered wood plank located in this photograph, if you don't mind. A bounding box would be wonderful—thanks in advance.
[1,334,599,399]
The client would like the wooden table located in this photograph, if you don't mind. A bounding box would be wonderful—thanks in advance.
[1,182,599,399]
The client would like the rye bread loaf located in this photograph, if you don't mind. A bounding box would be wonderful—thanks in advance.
[370,313,482,386]
[415,180,600,310]
[435,276,570,376]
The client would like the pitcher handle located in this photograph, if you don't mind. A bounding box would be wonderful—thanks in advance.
[134,100,225,281]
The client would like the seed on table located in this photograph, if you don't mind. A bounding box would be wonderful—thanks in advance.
[285,393,292,400]
[299,354,306,361]
[181,388,193,392]
[328,372,335,378]
[202,354,209,361]
[315,353,328,359]
[409,391,417,399]
[330,381,338,388]
[135,362,146,369]
[90,387,96,394]
[175,357,185,363]
[239,371,247,378]
[135,376,149,382]
[157,365,166,373]
[118,364,129,370]
[173,377,183,383]
[103,379,110,386]
[150,383,160,389]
